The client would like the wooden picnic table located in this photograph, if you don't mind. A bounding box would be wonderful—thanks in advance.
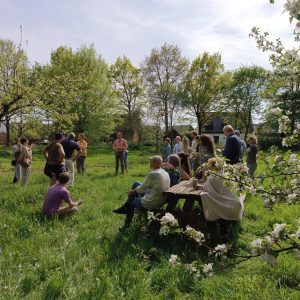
[165,178,205,224]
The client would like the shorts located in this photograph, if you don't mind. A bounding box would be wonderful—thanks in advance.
[44,163,67,180]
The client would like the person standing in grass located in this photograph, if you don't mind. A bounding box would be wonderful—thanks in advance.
[246,136,258,179]
[61,132,82,186]
[12,138,21,183]
[19,137,32,186]
[76,133,88,175]
[234,130,247,162]
[43,132,66,186]
[173,136,182,154]
[221,125,241,165]
[113,155,170,230]
[190,130,198,173]
[162,138,171,162]
[113,131,128,175]
[43,172,84,218]
[123,149,129,174]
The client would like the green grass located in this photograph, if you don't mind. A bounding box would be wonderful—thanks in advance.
[0,147,300,299]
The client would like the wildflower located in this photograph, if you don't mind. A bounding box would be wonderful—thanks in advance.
[202,263,213,276]
[294,228,300,238]
[271,223,286,239]
[185,226,205,245]
[169,254,179,267]
[213,244,228,257]
[287,193,297,203]
[160,213,178,227]
[183,264,197,274]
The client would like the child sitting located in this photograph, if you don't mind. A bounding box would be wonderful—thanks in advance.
[43,172,84,217]
[162,154,181,187]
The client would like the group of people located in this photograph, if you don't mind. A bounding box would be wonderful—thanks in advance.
[113,125,258,236]
[11,124,258,237]
[11,132,88,217]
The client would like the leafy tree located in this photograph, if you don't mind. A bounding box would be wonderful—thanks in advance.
[110,56,144,140]
[46,45,117,143]
[227,66,267,138]
[181,52,227,133]
[0,39,34,145]
[141,43,189,133]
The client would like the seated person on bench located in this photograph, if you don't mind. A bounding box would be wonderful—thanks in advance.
[113,155,170,231]
[162,154,181,187]
[200,158,244,244]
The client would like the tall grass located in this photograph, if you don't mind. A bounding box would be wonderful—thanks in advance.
[0,147,299,299]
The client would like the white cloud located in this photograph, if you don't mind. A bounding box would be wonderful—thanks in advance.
[0,0,297,69]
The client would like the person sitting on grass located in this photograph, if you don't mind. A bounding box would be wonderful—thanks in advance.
[162,154,181,187]
[43,172,84,218]
[113,155,170,231]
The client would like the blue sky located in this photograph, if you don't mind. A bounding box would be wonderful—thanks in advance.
[0,0,296,69]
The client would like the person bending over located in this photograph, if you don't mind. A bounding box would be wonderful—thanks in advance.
[43,172,84,218]
[43,132,66,186]
[113,155,170,230]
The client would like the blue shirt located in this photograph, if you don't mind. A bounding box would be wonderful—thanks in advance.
[173,143,182,154]
[222,133,241,164]
[162,145,171,161]
[61,139,81,159]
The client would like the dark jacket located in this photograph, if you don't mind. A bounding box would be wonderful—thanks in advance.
[222,133,241,164]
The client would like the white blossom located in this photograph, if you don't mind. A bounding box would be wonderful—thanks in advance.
[183,264,197,274]
[185,226,205,245]
[213,244,228,257]
[160,213,178,227]
[202,263,213,276]
[169,254,179,267]
[271,223,286,239]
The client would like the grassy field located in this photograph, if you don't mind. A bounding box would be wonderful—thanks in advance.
[0,146,300,300]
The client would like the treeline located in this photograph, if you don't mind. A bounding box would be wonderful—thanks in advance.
[0,39,299,146]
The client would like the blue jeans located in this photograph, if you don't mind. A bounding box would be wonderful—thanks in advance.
[125,181,146,225]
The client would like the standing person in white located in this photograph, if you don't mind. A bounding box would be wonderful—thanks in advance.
[61,132,82,187]
[12,138,21,183]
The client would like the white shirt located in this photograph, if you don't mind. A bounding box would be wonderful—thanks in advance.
[191,139,197,152]
[136,168,170,209]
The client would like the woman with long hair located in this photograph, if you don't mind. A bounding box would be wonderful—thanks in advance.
[196,135,216,165]
[246,136,258,179]
[179,136,192,179]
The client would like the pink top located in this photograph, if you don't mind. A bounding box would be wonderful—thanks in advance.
[113,138,128,152]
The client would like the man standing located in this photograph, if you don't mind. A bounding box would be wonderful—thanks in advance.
[43,132,66,186]
[221,125,241,164]
[113,155,170,230]
[61,132,82,186]
[113,132,128,175]
[234,130,247,162]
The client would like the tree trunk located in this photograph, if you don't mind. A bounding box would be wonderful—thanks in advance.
[164,99,169,133]
[197,114,202,135]
[5,117,10,146]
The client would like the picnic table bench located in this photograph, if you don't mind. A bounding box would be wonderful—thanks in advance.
[165,178,205,224]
